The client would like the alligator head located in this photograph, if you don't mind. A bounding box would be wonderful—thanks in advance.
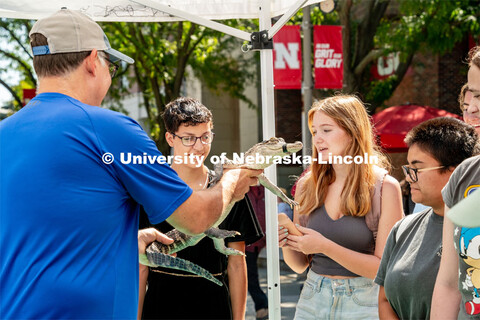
[241,137,303,169]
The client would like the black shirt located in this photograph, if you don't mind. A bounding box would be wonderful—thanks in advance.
[140,171,263,320]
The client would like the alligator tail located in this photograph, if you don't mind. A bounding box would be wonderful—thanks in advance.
[146,252,223,286]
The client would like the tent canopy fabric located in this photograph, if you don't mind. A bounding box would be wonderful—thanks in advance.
[0,0,321,21]
[372,104,462,153]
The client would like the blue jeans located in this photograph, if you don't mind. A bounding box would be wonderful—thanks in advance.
[294,270,379,320]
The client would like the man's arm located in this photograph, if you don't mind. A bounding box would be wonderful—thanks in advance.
[227,241,247,320]
[167,168,261,235]
[431,206,461,319]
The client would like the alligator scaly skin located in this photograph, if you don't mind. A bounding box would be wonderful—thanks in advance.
[143,138,303,285]
[145,252,222,286]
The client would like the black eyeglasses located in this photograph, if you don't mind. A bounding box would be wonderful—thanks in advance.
[171,132,215,146]
[106,57,119,78]
[101,55,119,78]
[401,165,445,183]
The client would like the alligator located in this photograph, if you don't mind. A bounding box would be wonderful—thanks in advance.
[139,137,303,286]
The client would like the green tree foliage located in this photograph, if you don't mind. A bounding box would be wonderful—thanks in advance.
[3,1,478,131]
[293,0,479,112]
[339,0,479,112]
[0,18,36,109]
[101,20,256,154]
[0,19,256,154]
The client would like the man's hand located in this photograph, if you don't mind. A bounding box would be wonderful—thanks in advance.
[222,168,262,202]
[167,168,262,236]
[138,228,174,254]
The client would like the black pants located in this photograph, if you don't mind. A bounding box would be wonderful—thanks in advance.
[246,250,268,311]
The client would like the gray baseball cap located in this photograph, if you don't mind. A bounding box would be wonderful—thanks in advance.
[447,190,480,228]
[29,8,134,64]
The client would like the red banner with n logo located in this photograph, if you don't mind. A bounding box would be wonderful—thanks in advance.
[314,25,343,89]
[273,25,302,89]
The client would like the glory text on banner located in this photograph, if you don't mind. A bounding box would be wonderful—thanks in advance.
[314,25,343,89]
[273,25,302,89]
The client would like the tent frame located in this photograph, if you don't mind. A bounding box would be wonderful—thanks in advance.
[131,1,311,318]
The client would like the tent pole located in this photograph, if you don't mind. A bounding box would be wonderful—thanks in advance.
[302,5,313,167]
[258,0,281,319]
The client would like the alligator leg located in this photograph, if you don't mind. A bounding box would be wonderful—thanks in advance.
[258,173,298,208]
[221,162,298,208]
[205,227,244,256]
[146,230,204,255]
[213,161,225,183]
[205,227,240,239]
[209,237,245,256]
[145,252,223,286]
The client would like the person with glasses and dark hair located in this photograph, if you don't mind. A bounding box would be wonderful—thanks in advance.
[375,117,479,319]
[411,84,475,218]
[0,10,261,319]
[139,97,263,320]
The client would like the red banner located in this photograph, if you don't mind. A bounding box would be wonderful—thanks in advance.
[469,34,480,50]
[371,52,400,80]
[314,25,343,89]
[22,88,36,107]
[273,25,302,89]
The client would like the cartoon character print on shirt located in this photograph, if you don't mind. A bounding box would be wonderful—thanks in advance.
[464,185,479,198]
[457,226,480,315]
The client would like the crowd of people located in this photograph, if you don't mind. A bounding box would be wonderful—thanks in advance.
[0,8,479,320]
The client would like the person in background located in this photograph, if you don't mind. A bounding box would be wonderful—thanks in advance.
[432,45,480,319]
[460,83,472,114]
[375,117,479,319]
[139,98,263,320]
[462,73,480,135]
[460,82,480,137]
[0,10,261,319]
[279,95,403,319]
[399,179,415,216]
[246,186,269,320]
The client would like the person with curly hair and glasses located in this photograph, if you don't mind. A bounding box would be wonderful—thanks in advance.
[139,97,263,320]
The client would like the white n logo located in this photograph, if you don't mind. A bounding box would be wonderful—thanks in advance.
[274,43,300,69]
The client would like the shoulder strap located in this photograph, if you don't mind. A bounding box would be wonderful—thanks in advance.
[365,166,388,241]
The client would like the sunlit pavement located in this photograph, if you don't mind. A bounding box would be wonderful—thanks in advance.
[246,258,306,320]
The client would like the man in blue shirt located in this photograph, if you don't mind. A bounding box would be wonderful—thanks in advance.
[0,9,260,319]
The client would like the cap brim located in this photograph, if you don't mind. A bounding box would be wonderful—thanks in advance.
[106,48,134,64]
[447,190,480,228]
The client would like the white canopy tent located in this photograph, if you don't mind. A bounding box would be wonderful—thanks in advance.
[0,1,326,318]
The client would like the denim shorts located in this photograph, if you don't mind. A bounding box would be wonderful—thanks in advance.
[294,270,379,320]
